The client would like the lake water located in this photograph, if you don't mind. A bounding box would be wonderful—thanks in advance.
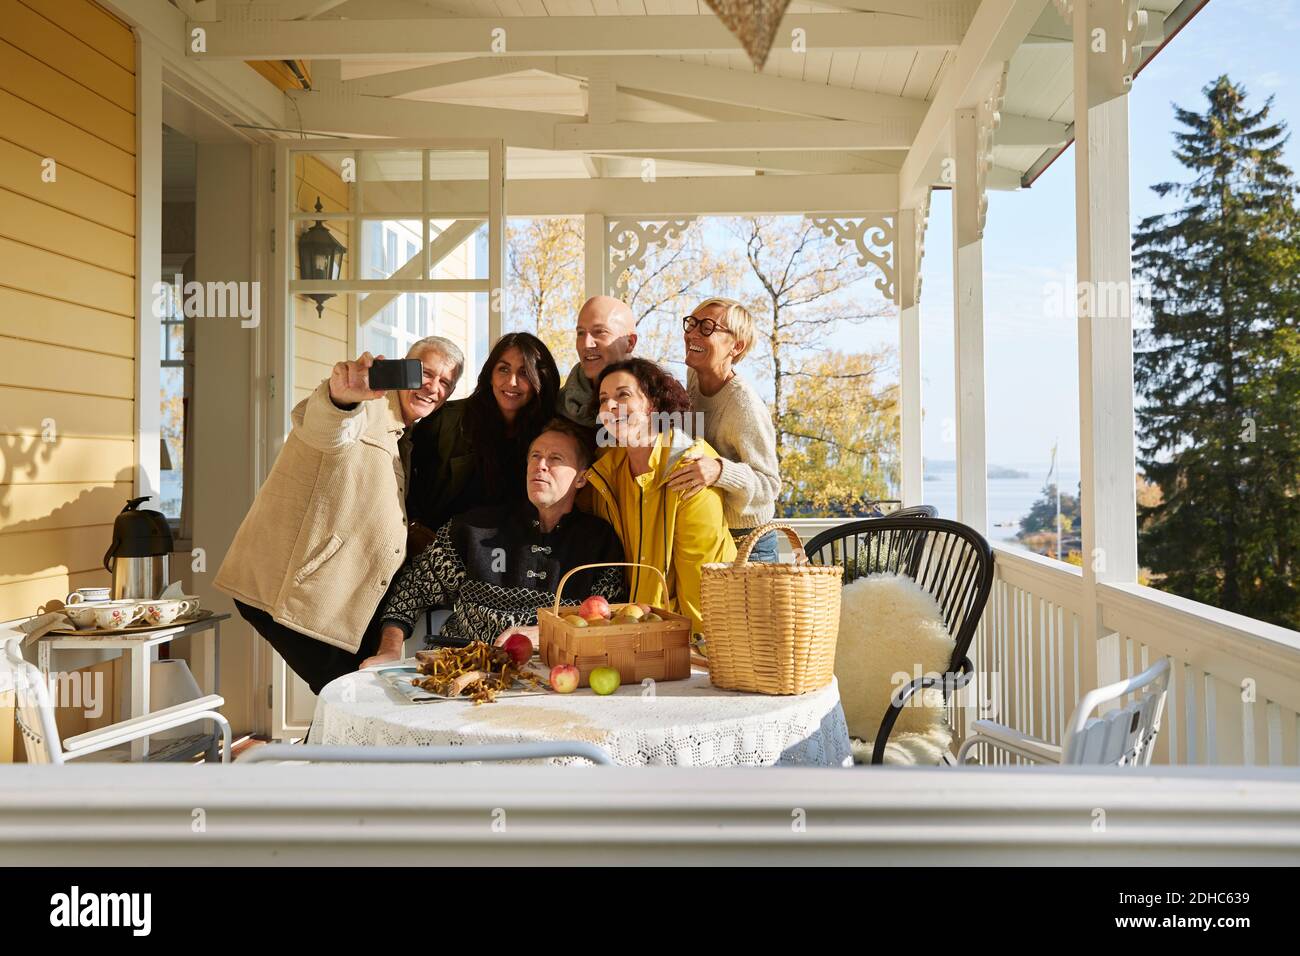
[922,465,1080,550]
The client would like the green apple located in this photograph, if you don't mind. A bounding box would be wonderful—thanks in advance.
[589,666,621,695]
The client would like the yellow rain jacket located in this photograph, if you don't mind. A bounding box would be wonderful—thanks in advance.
[584,428,737,634]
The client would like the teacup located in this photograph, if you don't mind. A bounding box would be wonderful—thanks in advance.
[92,601,146,631]
[65,603,102,629]
[176,594,201,616]
[140,599,197,627]
[66,588,111,605]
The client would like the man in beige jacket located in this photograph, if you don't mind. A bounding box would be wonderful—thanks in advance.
[214,338,462,694]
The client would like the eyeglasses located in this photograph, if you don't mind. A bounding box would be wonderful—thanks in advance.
[682,315,732,337]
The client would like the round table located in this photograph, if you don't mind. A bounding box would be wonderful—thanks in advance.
[308,667,853,768]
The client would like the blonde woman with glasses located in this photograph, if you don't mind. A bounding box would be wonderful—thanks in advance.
[667,298,782,563]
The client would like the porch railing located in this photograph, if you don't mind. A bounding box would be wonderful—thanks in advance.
[765,519,1300,766]
[967,545,1300,766]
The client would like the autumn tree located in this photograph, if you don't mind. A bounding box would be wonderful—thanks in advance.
[505,216,584,369]
[617,219,744,368]
[778,350,898,513]
[727,216,897,509]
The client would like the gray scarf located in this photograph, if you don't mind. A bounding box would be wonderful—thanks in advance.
[557,365,598,427]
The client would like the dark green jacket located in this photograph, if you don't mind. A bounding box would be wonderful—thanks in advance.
[407,398,530,533]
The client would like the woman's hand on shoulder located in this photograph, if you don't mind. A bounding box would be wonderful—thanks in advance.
[663,454,723,500]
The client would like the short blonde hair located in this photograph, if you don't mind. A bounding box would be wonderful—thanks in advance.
[693,297,756,362]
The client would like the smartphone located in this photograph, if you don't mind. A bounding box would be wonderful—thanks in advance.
[367,358,423,390]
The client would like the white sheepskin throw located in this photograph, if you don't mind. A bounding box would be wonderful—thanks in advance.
[835,573,955,765]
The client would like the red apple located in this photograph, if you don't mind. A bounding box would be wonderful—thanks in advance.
[502,633,533,666]
[549,663,580,694]
[578,595,611,620]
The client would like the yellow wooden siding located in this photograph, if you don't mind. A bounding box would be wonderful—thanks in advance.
[0,286,134,358]
[293,156,350,399]
[0,0,135,625]
[0,0,134,113]
[0,138,135,231]
[15,0,134,72]
[0,39,134,154]
[0,90,135,195]
[0,188,134,274]
[0,385,134,439]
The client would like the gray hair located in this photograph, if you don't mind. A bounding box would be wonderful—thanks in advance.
[407,335,465,382]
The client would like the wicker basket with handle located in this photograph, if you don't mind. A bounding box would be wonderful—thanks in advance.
[700,523,843,695]
[537,562,692,688]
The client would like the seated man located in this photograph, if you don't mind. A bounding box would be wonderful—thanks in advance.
[375,418,625,659]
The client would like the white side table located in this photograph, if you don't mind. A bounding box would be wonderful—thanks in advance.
[38,614,229,760]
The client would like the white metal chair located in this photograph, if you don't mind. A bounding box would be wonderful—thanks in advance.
[2,636,231,764]
[238,742,615,765]
[957,657,1171,766]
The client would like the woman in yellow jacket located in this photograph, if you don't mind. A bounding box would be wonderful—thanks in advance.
[585,358,737,635]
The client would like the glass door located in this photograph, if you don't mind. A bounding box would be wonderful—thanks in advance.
[269,139,504,738]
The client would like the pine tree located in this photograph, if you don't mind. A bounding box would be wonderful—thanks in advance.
[1133,76,1300,630]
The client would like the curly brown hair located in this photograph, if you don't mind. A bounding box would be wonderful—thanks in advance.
[597,358,692,420]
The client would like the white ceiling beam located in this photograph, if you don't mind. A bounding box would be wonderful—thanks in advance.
[555,120,914,152]
[622,89,810,124]
[513,173,900,215]
[317,174,899,216]
[288,85,568,148]
[292,85,918,154]
[996,113,1069,147]
[187,14,965,60]
[557,56,929,127]
[808,0,976,16]
[899,0,1049,207]
[224,0,354,18]
[345,57,556,97]
[597,150,897,176]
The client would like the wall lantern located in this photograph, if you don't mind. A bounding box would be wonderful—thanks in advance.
[297,196,346,317]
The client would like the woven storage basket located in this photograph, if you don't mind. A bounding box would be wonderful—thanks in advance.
[537,562,692,688]
[700,523,843,695]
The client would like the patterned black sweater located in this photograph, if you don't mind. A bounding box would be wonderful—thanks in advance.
[380,502,626,645]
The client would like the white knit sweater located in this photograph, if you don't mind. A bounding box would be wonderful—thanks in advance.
[687,369,781,531]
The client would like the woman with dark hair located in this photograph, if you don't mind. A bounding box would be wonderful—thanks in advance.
[584,358,736,636]
[408,332,560,546]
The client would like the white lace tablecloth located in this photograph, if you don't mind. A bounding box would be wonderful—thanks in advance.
[308,668,852,768]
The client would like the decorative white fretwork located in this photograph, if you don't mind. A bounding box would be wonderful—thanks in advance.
[912,189,932,304]
[1102,0,1149,95]
[606,218,695,294]
[974,66,1007,240]
[1053,0,1150,97]
[807,215,897,301]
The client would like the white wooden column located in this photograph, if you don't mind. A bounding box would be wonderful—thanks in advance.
[134,37,162,504]
[583,213,607,300]
[487,140,506,346]
[1071,0,1141,692]
[897,205,926,507]
[951,109,988,534]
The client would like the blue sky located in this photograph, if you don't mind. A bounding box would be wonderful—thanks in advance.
[916,0,1300,471]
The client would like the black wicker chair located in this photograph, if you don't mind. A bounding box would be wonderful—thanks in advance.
[887,504,939,519]
[804,515,994,765]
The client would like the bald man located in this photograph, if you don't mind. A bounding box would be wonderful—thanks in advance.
[557,295,638,427]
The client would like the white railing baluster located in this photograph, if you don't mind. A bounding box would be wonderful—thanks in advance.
[1265,701,1281,766]
[1204,672,1218,764]
[1185,663,1199,764]
[1242,694,1256,767]
[975,543,1299,767]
